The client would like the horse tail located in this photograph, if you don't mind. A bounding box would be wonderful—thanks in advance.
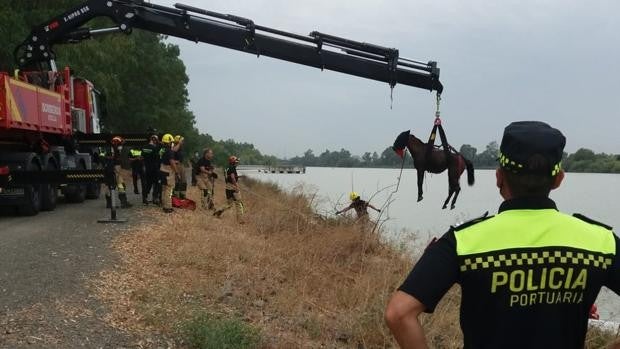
[465,158,475,186]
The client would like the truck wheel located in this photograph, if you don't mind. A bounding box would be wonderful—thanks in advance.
[17,162,42,216]
[40,162,58,211]
[86,182,101,200]
[64,163,87,203]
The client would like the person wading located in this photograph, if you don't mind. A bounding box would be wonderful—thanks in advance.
[335,192,381,221]
[196,148,217,210]
[213,156,244,223]
[160,134,177,213]
[384,121,620,349]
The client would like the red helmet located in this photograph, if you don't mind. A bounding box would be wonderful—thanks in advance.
[228,155,240,164]
[111,136,123,145]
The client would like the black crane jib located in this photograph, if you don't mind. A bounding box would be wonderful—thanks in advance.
[15,0,443,93]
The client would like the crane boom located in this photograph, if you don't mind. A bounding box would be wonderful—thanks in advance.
[15,0,443,93]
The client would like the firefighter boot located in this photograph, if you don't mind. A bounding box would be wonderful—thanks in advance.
[119,193,133,208]
[105,195,112,209]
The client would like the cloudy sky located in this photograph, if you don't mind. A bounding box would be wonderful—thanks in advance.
[155,0,619,158]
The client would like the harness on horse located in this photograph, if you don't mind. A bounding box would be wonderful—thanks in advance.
[425,94,455,163]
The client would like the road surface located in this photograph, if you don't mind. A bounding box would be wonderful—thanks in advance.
[0,192,163,348]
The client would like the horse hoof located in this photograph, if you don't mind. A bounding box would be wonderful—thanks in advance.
[417,197,423,202]
[450,205,456,210]
[442,205,447,209]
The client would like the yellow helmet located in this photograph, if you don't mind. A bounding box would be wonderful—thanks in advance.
[174,135,183,143]
[162,133,174,144]
[349,192,360,201]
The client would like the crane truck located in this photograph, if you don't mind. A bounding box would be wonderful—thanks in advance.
[0,0,443,216]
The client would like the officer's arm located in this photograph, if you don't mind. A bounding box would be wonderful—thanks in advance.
[386,230,458,347]
[606,234,620,294]
[385,292,428,349]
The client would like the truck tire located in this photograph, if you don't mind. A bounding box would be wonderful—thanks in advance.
[40,162,58,211]
[86,182,101,200]
[17,162,42,216]
[64,162,86,203]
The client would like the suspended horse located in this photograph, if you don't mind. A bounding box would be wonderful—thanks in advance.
[392,129,474,209]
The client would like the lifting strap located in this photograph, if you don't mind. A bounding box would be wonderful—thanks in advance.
[425,94,453,164]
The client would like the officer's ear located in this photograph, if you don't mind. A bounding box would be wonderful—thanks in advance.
[496,168,512,200]
[550,170,565,190]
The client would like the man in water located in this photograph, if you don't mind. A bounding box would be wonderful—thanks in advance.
[335,192,381,219]
[384,121,620,349]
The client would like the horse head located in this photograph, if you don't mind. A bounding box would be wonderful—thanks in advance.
[392,130,411,158]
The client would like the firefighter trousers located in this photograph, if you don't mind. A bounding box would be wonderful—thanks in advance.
[160,165,176,209]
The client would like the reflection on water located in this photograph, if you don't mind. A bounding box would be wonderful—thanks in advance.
[244,167,620,321]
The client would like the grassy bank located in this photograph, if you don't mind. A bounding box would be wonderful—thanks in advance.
[94,177,619,348]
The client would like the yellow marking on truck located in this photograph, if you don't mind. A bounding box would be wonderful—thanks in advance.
[9,78,37,92]
[6,80,23,122]
[35,86,61,99]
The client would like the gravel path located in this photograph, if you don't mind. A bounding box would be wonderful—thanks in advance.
[0,192,166,349]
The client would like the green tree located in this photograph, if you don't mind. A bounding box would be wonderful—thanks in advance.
[459,144,477,161]
[475,141,499,168]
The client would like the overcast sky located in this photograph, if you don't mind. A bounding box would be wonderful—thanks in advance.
[155,0,619,158]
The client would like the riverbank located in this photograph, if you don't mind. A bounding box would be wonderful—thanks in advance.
[94,177,619,348]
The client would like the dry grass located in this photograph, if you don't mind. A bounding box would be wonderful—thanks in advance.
[93,177,619,348]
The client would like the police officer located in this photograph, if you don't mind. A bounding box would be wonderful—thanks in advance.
[129,147,144,195]
[195,148,217,210]
[335,192,380,219]
[141,134,161,205]
[213,156,244,223]
[160,134,177,213]
[384,121,620,349]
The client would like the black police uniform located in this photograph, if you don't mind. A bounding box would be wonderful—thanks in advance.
[398,122,620,349]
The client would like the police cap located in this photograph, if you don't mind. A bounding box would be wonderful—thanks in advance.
[499,121,566,176]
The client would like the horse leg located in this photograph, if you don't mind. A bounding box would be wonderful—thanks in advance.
[450,186,461,210]
[417,170,424,202]
[442,187,453,210]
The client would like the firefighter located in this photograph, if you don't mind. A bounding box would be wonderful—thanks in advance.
[195,148,217,209]
[104,136,132,208]
[173,135,187,199]
[384,121,620,349]
[335,192,381,219]
[160,133,177,213]
[213,156,244,222]
[141,134,161,205]
[129,147,144,194]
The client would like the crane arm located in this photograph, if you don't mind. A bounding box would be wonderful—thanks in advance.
[15,0,443,93]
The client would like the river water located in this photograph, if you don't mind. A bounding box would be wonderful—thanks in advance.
[243,167,620,321]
